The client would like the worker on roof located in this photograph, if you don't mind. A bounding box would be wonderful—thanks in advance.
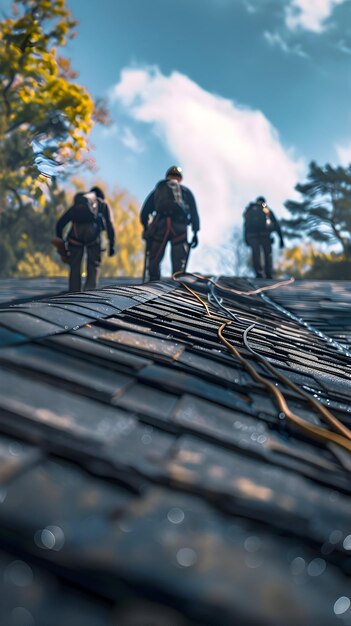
[244,196,284,279]
[140,166,200,281]
[54,186,115,292]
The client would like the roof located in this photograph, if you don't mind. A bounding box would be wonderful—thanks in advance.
[0,276,350,625]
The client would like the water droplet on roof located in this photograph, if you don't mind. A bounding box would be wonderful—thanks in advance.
[176,547,197,567]
[167,508,185,525]
[5,560,33,587]
[34,525,65,551]
[244,536,262,552]
[334,596,350,616]
[307,558,326,577]
[343,535,351,551]
[329,530,342,544]
[290,557,305,575]
[11,606,35,626]
[8,442,23,456]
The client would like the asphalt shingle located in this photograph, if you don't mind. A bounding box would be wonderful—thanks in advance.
[0,276,350,625]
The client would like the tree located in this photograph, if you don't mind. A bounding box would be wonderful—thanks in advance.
[0,0,109,276]
[276,244,351,280]
[276,243,316,278]
[282,161,351,258]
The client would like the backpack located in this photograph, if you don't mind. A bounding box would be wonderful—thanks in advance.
[69,192,102,245]
[245,202,273,235]
[154,180,188,222]
[71,192,99,224]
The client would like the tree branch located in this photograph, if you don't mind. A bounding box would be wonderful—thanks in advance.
[2,3,41,119]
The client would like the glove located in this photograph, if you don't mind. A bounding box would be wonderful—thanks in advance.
[109,244,115,257]
[280,239,285,249]
[190,233,198,249]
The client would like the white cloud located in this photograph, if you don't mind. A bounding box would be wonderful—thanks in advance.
[98,120,144,152]
[264,30,308,57]
[285,0,345,33]
[111,66,303,271]
[121,126,144,153]
[264,30,290,52]
[100,123,119,137]
[336,39,351,54]
[335,141,351,166]
[242,0,257,13]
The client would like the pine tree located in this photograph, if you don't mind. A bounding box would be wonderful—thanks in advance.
[282,161,351,258]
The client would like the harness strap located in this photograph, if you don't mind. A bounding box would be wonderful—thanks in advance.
[69,221,100,247]
[153,217,173,263]
[68,237,100,247]
[171,232,187,244]
[68,237,84,247]
[151,216,187,262]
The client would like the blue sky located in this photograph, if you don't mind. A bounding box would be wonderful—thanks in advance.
[2,0,351,269]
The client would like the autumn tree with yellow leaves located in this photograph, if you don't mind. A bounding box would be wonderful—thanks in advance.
[277,244,351,279]
[0,0,108,276]
[99,187,144,278]
[276,244,316,278]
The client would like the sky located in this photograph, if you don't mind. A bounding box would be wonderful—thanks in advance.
[3,0,351,270]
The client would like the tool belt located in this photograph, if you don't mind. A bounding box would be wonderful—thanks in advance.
[68,222,101,246]
[144,215,187,243]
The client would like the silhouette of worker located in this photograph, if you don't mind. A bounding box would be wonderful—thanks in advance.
[55,186,115,292]
[140,166,200,281]
[244,196,284,279]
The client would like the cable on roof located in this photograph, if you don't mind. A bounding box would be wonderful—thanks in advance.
[207,281,351,442]
[242,324,351,442]
[175,271,295,296]
[218,323,351,453]
[173,271,351,456]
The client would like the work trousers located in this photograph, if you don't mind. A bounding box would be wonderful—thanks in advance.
[67,241,101,292]
[147,217,189,281]
[248,234,273,279]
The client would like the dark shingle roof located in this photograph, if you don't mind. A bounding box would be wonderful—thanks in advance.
[0,277,350,626]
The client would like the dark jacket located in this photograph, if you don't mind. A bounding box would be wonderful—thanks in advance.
[140,182,200,233]
[56,197,115,246]
[244,202,283,244]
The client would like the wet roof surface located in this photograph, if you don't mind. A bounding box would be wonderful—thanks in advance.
[0,276,350,625]
[267,279,351,349]
[0,277,141,306]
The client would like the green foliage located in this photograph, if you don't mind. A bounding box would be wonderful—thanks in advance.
[0,0,109,277]
[282,161,351,258]
[277,244,351,279]
[304,255,351,279]
[15,250,67,277]
[0,236,17,276]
